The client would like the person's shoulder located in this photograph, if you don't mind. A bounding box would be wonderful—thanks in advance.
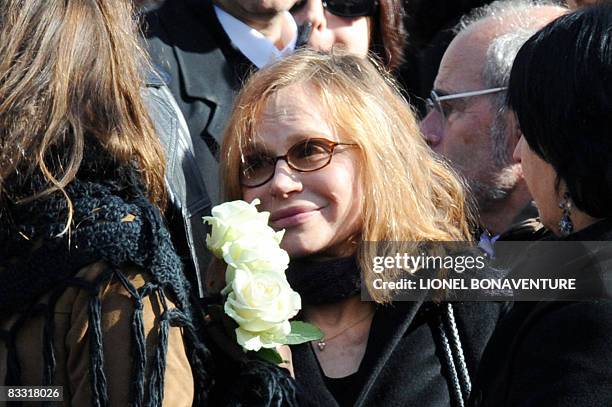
[497,217,551,242]
[525,300,612,341]
[141,72,178,126]
[142,0,187,31]
[508,300,612,378]
[495,300,612,406]
[142,0,227,79]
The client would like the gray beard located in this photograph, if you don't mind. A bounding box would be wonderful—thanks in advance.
[469,164,521,212]
[470,114,521,212]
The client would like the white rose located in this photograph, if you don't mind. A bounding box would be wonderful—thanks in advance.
[224,268,301,351]
[222,235,289,284]
[203,199,284,258]
[235,323,291,353]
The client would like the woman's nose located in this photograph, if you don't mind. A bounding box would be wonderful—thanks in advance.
[268,160,303,198]
[297,0,326,32]
[293,1,333,51]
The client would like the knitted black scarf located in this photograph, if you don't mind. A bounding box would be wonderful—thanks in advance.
[286,256,361,305]
[0,157,297,406]
[0,172,187,314]
[0,161,214,406]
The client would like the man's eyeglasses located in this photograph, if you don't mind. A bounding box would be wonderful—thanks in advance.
[425,87,507,122]
[291,0,379,18]
[240,138,358,188]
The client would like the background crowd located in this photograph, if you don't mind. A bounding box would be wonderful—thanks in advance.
[1,0,611,406]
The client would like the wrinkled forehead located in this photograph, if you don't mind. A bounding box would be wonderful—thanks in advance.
[245,84,338,149]
[435,30,488,92]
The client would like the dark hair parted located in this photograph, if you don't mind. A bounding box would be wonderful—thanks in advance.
[371,0,406,71]
[508,4,612,218]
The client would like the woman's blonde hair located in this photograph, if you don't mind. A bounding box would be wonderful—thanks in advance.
[221,49,474,302]
[0,0,166,228]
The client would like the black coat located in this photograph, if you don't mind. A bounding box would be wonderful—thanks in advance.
[144,0,253,206]
[293,299,504,407]
[469,219,612,407]
[144,0,255,292]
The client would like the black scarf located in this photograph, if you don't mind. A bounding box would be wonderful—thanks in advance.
[0,162,213,406]
[286,256,361,304]
[0,156,297,406]
[0,170,187,313]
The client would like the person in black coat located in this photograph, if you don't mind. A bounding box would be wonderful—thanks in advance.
[143,0,298,295]
[470,5,612,406]
[214,48,504,407]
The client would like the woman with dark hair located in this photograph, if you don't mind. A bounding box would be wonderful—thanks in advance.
[291,0,406,71]
[469,4,612,406]
[0,0,296,405]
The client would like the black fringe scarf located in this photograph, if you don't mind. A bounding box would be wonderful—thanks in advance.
[0,159,213,406]
[0,153,298,406]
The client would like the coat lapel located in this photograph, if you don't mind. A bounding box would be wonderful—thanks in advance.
[159,0,252,145]
[292,343,340,406]
[355,290,429,406]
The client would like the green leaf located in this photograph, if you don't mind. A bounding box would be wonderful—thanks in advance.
[281,321,324,345]
[256,348,283,365]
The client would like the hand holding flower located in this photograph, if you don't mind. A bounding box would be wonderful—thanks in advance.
[204,199,322,363]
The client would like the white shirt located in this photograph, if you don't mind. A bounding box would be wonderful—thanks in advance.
[214,5,297,69]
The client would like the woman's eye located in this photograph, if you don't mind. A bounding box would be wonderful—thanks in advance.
[244,155,270,171]
[295,142,328,159]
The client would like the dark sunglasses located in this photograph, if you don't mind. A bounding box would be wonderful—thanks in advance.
[240,138,358,188]
[291,0,378,18]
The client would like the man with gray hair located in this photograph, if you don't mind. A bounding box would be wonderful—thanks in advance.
[420,0,566,237]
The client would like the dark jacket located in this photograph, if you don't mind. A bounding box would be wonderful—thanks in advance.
[469,218,612,407]
[144,0,255,295]
[292,299,505,407]
[144,0,253,207]
[143,73,212,297]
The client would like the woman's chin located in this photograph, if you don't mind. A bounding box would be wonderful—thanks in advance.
[283,245,317,259]
[281,239,321,259]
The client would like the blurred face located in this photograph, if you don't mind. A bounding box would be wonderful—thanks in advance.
[420,33,521,211]
[216,0,298,18]
[291,0,370,57]
[241,84,363,258]
[513,135,560,233]
[238,0,297,13]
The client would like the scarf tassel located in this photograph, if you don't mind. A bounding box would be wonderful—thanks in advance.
[113,270,147,406]
[89,290,109,407]
[147,288,169,407]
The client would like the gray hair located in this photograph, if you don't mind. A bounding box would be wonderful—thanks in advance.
[457,0,565,89]
[455,0,566,165]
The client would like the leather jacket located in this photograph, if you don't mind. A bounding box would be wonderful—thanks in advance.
[143,72,211,297]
